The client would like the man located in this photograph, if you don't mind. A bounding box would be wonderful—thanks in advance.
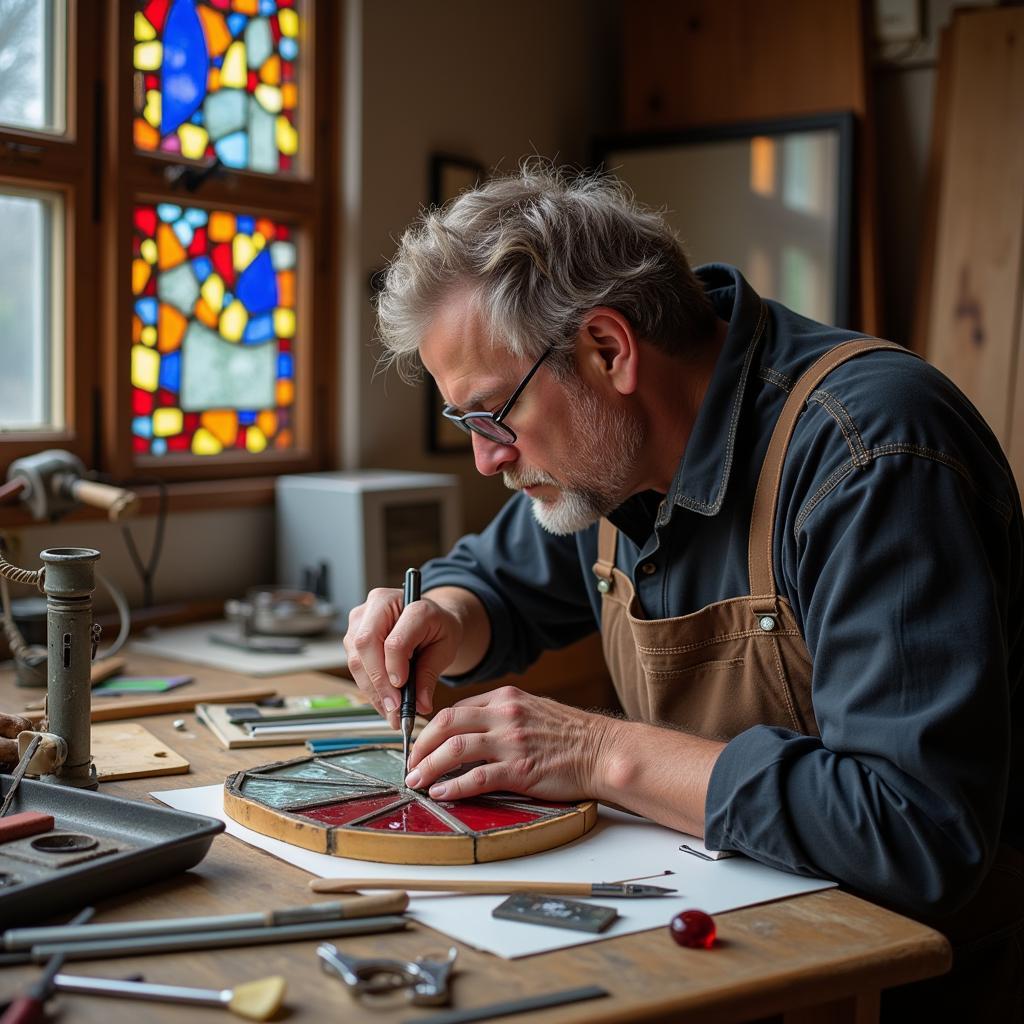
[345,167,1022,1015]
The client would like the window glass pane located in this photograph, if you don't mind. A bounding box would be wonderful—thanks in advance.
[0,0,66,134]
[131,201,297,456]
[133,0,301,174]
[0,189,63,431]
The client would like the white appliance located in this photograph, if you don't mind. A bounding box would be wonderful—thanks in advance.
[275,470,461,621]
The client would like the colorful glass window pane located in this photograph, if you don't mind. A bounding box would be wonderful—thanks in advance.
[133,0,301,173]
[131,201,297,457]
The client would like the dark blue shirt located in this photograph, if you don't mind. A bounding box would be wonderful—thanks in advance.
[420,265,1024,918]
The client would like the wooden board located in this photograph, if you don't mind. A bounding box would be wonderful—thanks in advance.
[224,748,597,865]
[915,6,1024,475]
[92,722,189,781]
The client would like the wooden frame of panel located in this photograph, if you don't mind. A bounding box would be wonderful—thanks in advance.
[224,748,598,865]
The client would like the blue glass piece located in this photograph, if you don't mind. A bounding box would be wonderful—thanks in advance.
[132,416,154,439]
[280,37,298,61]
[191,110,203,124]
[135,297,158,325]
[259,0,275,14]
[214,131,248,168]
[192,255,213,282]
[238,410,257,426]
[157,203,183,222]
[237,215,255,234]
[277,351,293,378]
[151,438,168,456]
[223,292,234,305]
[159,351,182,392]
[184,208,208,228]
[161,0,209,135]
[226,12,248,36]
[172,219,194,247]
[212,54,223,68]
[235,249,278,314]
[243,313,274,344]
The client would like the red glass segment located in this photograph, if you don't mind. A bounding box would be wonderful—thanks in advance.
[299,795,401,827]
[439,801,542,832]
[363,802,455,834]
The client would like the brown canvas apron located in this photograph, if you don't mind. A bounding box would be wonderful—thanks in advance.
[589,337,1023,1016]
[592,338,902,739]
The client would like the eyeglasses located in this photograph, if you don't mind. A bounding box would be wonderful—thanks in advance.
[441,346,553,445]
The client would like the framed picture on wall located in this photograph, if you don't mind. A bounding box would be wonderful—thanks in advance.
[426,154,486,454]
[594,112,855,328]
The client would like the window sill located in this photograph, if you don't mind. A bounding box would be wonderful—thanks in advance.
[0,476,277,528]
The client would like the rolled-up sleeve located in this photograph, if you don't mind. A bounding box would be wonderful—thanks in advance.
[420,492,598,683]
[705,450,1022,918]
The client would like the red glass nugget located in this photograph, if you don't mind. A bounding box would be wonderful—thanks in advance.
[669,909,717,948]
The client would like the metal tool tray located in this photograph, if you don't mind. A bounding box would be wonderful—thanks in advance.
[0,776,224,925]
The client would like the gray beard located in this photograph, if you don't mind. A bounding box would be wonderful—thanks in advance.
[504,378,645,536]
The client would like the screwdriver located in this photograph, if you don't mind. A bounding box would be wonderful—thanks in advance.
[0,906,94,1024]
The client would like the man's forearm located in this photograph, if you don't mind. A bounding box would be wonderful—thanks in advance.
[594,718,726,840]
[423,585,491,677]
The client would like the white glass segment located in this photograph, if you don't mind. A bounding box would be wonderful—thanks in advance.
[0,0,67,134]
[0,188,64,431]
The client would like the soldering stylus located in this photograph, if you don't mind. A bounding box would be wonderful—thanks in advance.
[400,567,421,782]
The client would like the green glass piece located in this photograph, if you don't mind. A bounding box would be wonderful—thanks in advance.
[157,262,200,314]
[244,18,274,69]
[180,323,276,410]
[239,777,357,809]
[248,102,277,174]
[265,760,385,785]
[326,749,408,786]
[205,88,248,141]
[269,240,296,271]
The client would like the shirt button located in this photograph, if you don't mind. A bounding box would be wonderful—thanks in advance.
[640,562,657,575]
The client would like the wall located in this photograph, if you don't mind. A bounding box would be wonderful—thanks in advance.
[341,0,620,533]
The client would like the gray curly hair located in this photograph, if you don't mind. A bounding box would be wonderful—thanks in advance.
[375,163,717,381]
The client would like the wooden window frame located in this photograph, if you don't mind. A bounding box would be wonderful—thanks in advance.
[0,0,98,472]
[0,1,338,495]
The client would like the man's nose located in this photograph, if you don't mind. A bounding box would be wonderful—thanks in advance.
[472,432,517,476]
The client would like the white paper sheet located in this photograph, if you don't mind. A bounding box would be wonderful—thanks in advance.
[153,783,835,958]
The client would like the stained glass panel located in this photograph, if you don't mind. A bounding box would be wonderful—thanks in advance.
[133,0,301,173]
[131,201,297,456]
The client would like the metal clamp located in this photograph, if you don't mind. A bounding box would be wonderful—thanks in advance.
[317,942,457,1006]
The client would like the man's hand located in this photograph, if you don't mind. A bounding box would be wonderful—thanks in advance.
[344,588,466,729]
[0,712,33,771]
[403,686,611,802]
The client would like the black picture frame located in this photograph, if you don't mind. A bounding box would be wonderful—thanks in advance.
[426,154,486,454]
[593,112,855,328]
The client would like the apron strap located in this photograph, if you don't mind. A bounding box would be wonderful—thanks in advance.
[594,517,618,593]
[747,338,911,617]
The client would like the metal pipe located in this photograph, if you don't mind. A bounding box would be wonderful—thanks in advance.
[40,547,99,789]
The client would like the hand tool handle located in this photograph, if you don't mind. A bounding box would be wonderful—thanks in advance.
[310,878,594,896]
[0,995,45,1024]
[399,568,421,720]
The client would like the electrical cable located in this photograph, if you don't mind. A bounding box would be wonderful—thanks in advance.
[117,477,168,610]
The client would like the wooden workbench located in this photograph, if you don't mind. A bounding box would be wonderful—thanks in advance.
[0,652,950,1023]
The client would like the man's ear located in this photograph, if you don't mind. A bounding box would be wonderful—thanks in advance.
[576,307,639,396]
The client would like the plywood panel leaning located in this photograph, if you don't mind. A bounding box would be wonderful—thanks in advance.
[916,6,1024,485]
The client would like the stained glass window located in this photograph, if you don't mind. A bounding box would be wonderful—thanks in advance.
[133,0,301,173]
[130,201,297,456]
